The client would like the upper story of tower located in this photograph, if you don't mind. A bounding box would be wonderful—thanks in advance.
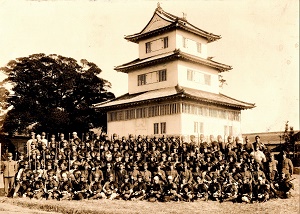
[115,4,232,95]
[124,4,221,60]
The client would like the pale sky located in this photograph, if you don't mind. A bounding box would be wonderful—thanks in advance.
[0,0,299,134]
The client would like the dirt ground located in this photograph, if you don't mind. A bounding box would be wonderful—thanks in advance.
[0,198,61,214]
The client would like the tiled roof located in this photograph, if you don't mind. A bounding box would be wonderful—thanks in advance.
[125,5,221,43]
[92,86,255,110]
[242,131,300,145]
[115,49,232,73]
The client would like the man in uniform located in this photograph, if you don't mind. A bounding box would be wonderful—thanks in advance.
[1,152,18,197]
[280,151,293,179]
[131,174,147,201]
[163,175,180,202]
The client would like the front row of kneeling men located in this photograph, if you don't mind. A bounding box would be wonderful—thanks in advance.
[13,161,294,203]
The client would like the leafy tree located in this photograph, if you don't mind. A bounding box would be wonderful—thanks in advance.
[0,81,10,131]
[0,53,114,136]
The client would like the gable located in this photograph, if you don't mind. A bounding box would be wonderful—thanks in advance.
[141,13,173,34]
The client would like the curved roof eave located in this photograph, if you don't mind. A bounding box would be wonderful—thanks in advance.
[114,50,232,73]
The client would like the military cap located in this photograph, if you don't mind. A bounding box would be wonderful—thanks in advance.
[242,163,249,168]
[7,152,13,157]
[153,176,159,181]
[124,174,130,179]
[73,169,81,175]
[113,133,118,137]
[129,134,134,138]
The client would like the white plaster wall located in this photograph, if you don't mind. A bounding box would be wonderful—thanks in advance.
[180,113,242,140]
[177,61,220,94]
[175,29,208,59]
[128,61,178,94]
[107,113,182,137]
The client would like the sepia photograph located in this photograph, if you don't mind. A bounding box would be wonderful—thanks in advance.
[0,0,299,213]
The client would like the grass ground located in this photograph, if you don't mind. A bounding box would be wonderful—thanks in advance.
[0,175,299,214]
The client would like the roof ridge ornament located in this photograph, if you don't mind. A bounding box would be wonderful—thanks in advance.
[182,12,187,21]
[156,2,162,12]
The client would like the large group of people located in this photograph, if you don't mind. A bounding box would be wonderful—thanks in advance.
[1,131,295,203]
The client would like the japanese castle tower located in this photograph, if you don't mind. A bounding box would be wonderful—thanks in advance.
[94,4,255,140]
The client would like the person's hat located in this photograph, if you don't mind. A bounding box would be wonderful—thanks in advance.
[41,132,46,136]
[113,133,117,137]
[7,152,13,157]
[124,174,129,179]
[167,175,173,180]
[129,134,134,138]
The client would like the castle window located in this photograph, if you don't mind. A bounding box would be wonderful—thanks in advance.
[125,109,135,120]
[194,122,198,133]
[197,42,202,53]
[146,37,168,54]
[194,121,204,133]
[136,107,147,118]
[138,74,146,86]
[187,69,211,86]
[163,37,168,48]
[158,69,167,82]
[161,122,166,134]
[204,74,211,85]
[182,37,188,48]
[146,42,151,53]
[154,123,159,134]
[138,69,167,86]
[148,105,159,117]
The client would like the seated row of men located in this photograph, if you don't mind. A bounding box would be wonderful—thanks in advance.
[9,132,295,202]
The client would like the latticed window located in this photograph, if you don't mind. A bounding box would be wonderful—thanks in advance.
[197,42,202,53]
[146,42,151,53]
[125,109,135,120]
[158,69,167,82]
[148,106,159,117]
[182,37,187,48]
[154,123,159,134]
[138,74,146,86]
[163,37,168,48]
[136,108,147,118]
[161,122,166,134]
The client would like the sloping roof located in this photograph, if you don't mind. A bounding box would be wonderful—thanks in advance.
[125,4,221,43]
[242,131,300,145]
[115,49,232,73]
[92,86,255,110]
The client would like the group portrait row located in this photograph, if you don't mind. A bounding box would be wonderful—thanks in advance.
[0,131,295,203]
